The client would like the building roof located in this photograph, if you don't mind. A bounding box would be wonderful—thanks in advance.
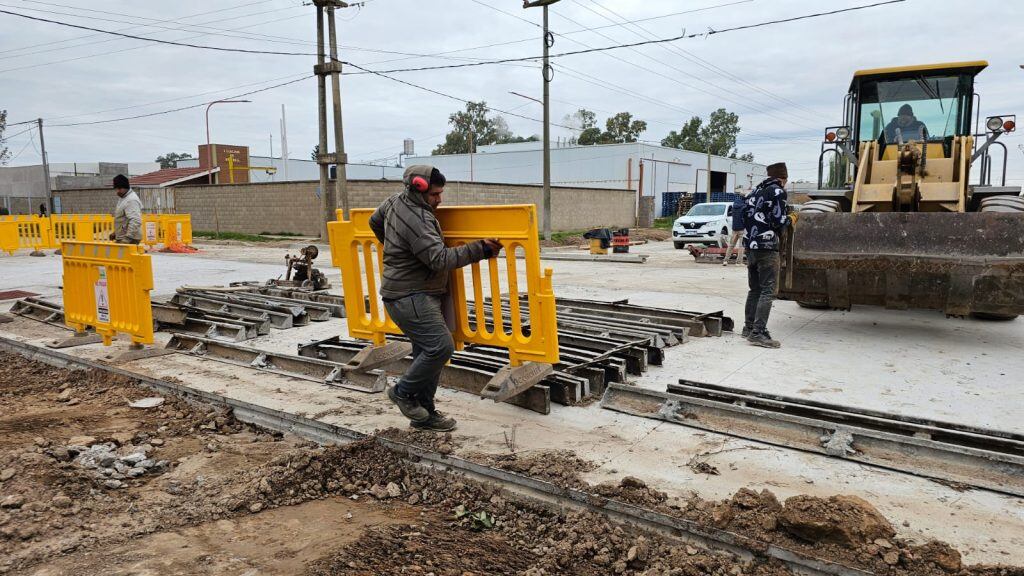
[131,166,219,187]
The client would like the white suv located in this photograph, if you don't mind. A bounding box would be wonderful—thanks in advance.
[672,202,733,249]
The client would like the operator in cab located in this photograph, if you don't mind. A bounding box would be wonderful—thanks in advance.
[884,104,927,143]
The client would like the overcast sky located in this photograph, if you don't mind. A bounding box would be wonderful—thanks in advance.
[1,0,1021,184]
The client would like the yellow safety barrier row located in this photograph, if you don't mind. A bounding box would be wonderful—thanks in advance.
[0,213,191,254]
[328,204,559,366]
[61,241,154,346]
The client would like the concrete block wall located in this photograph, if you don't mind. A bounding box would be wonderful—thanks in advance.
[56,180,636,236]
[53,188,119,214]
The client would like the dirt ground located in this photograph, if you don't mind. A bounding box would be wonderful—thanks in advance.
[1,352,1021,576]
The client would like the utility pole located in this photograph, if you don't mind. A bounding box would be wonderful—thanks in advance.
[280,104,289,181]
[524,0,559,241]
[37,118,52,213]
[706,147,712,203]
[313,0,350,238]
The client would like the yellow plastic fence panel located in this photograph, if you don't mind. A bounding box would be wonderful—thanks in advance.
[328,204,559,365]
[164,214,193,244]
[141,214,164,247]
[61,241,154,346]
[51,214,115,245]
[0,221,19,255]
[14,216,55,250]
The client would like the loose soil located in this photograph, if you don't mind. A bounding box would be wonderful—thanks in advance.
[1,352,1020,576]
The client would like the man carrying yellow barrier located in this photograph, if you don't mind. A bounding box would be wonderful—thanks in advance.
[369,165,502,432]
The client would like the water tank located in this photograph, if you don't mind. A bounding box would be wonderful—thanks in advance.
[403,138,415,156]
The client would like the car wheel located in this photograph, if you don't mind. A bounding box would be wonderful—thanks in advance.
[674,242,685,249]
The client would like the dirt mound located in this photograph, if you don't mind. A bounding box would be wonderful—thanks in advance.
[376,426,458,455]
[471,450,596,490]
[778,494,895,547]
[712,487,783,534]
[593,475,669,508]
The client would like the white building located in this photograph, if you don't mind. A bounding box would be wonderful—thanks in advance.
[405,141,766,217]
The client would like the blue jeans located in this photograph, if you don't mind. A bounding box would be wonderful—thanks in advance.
[745,250,779,333]
[383,293,454,413]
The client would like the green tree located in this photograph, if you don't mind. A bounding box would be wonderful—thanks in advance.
[572,109,647,145]
[661,108,753,161]
[432,101,537,155]
[155,151,193,169]
[0,110,11,166]
[311,144,320,161]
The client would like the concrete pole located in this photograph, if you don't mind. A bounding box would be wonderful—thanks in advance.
[541,4,552,240]
[280,104,289,180]
[327,6,349,221]
[315,6,330,237]
[37,118,52,214]
[706,147,712,203]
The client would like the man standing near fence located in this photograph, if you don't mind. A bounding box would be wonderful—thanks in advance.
[369,164,502,432]
[110,174,142,245]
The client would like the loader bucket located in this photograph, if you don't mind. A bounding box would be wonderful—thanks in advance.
[778,212,1024,317]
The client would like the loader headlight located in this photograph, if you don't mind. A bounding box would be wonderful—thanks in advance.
[987,116,1005,132]
[836,126,851,140]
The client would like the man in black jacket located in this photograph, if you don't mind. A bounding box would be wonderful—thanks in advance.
[741,162,796,348]
[369,165,501,431]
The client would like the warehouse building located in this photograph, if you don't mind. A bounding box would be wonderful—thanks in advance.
[405,141,766,218]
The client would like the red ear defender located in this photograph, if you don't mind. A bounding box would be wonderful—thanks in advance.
[410,175,429,192]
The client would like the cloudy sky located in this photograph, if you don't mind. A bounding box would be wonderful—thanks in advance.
[1,0,1022,184]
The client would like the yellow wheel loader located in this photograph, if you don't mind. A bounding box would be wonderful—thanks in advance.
[779,61,1023,319]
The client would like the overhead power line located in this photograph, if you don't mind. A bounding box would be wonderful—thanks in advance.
[1,0,906,68]
[45,76,313,128]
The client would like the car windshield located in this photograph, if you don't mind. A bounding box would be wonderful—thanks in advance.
[685,204,726,217]
[858,74,970,142]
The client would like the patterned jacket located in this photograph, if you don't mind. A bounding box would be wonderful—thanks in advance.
[742,177,789,251]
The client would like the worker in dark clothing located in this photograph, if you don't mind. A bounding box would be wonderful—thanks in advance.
[369,165,501,432]
[742,162,797,348]
[722,190,747,266]
[884,103,927,143]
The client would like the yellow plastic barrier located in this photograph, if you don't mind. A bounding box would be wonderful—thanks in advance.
[142,214,193,248]
[14,215,54,251]
[0,221,19,255]
[51,214,115,245]
[61,241,154,346]
[328,204,559,366]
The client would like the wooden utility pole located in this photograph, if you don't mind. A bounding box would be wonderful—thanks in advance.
[524,0,560,241]
[313,0,350,238]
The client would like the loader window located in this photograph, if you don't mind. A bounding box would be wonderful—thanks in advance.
[858,75,971,142]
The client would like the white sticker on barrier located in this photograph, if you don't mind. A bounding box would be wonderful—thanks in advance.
[95,266,110,323]
[144,221,158,243]
[175,222,182,241]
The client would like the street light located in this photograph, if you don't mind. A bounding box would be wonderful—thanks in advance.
[523,0,560,241]
[205,99,251,184]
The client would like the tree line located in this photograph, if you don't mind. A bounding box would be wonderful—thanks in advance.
[430,101,754,161]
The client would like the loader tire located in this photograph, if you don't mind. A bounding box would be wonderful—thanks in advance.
[796,301,830,309]
[800,200,841,213]
[979,196,1024,213]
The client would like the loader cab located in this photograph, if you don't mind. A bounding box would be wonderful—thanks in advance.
[848,61,985,155]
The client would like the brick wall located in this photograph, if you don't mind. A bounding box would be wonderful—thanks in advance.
[56,180,636,236]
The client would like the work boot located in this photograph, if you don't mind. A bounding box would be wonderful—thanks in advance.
[741,325,752,338]
[748,331,781,349]
[410,411,457,432]
[387,386,429,422]
[722,260,729,266]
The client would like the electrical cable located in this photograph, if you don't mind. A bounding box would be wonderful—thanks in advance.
[0,1,906,69]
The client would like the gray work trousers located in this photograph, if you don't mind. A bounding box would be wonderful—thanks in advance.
[383,292,454,413]
[744,250,780,333]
